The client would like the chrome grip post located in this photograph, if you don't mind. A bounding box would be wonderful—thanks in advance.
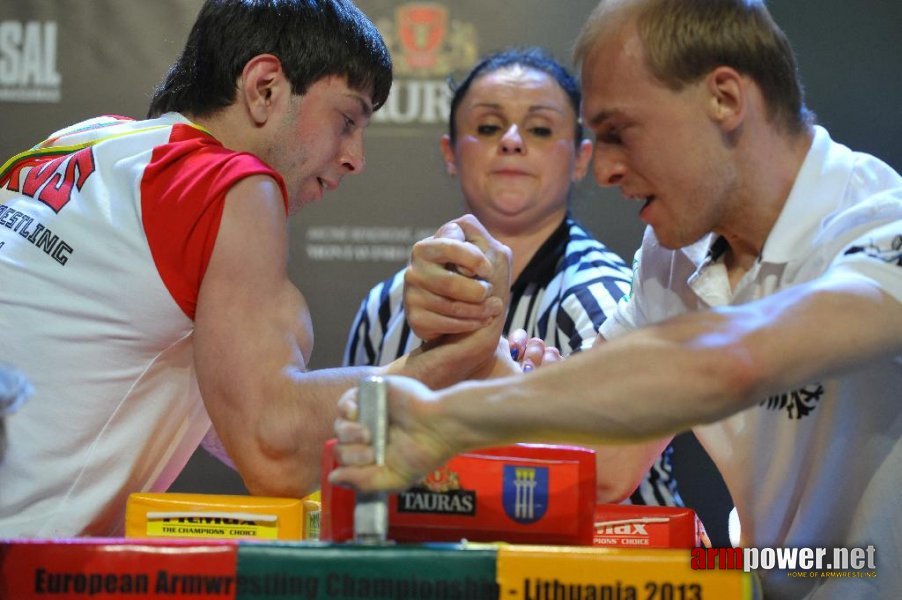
[353,375,389,543]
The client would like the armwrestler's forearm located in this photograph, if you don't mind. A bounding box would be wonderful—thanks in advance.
[201,338,509,498]
[432,274,902,454]
[432,336,731,463]
[235,365,378,497]
[585,438,674,503]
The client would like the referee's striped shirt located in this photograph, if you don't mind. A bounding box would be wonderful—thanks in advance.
[343,215,683,507]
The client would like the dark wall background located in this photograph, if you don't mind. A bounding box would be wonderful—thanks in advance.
[2,1,899,547]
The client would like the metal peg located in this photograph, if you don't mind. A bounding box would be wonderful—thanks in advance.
[353,375,389,543]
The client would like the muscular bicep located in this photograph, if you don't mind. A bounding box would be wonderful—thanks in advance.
[192,175,313,484]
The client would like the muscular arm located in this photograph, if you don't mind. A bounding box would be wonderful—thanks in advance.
[193,177,509,497]
[193,176,368,496]
[579,335,674,503]
[443,271,901,447]
[332,270,901,492]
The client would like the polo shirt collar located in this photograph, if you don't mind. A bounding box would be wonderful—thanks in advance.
[758,126,853,265]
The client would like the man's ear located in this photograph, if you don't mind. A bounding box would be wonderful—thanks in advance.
[238,54,287,126]
[705,66,746,133]
[572,138,593,183]
[439,134,457,176]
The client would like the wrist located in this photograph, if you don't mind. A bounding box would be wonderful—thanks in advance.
[434,380,499,453]
[387,340,476,390]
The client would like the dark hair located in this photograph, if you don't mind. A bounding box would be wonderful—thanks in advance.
[574,0,813,134]
[147,0,392,118]
[447,47,583,146]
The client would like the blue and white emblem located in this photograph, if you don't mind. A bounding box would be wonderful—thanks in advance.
[502,465,549,524]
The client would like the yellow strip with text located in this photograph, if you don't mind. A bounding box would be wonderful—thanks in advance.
[145,516,279,539]
[497,545,758,600]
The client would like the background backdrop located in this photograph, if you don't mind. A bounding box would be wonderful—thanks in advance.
[3,0,900,546]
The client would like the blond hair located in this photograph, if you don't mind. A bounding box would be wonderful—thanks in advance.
[574,0,813,134]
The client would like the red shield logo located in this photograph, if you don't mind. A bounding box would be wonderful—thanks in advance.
[397,3,448,69]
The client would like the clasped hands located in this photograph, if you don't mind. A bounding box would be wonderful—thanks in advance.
[330,215,562,493]
[403,213,561,377]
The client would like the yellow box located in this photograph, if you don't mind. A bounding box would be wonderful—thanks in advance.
[497,545,760,599]
[125,492,305,540]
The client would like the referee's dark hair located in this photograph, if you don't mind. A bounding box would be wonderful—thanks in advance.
[447,47,583,147]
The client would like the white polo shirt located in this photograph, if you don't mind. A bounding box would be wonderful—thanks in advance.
[600,126,901,599]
